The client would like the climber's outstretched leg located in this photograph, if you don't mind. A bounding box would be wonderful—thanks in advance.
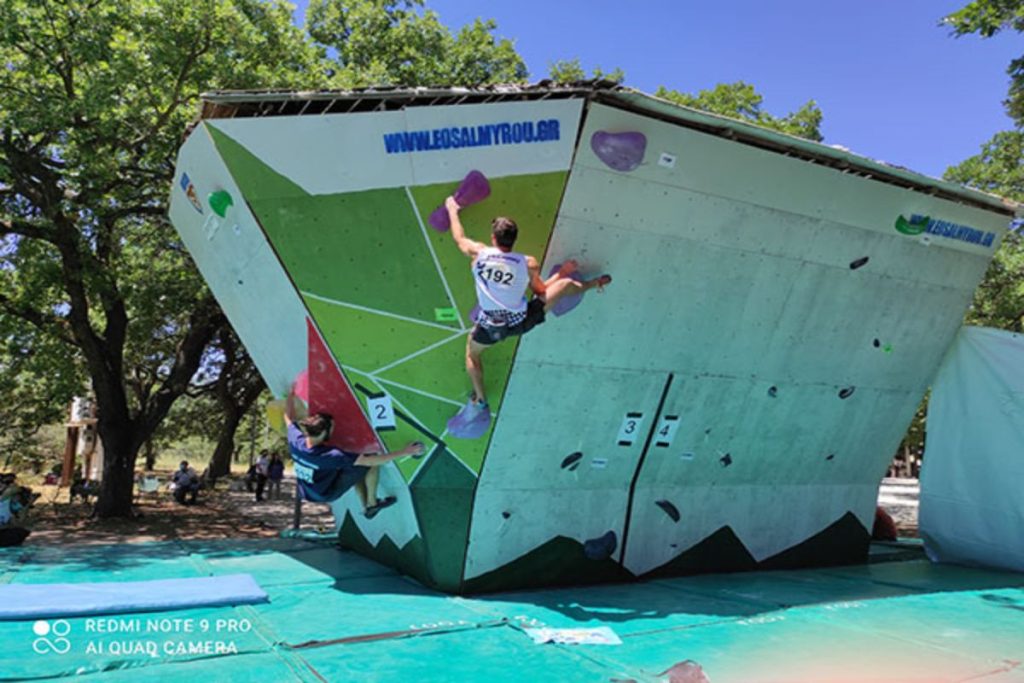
[542,260,612,313]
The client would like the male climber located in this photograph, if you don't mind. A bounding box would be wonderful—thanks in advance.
[284,399,424,518]
[445,196,611,419]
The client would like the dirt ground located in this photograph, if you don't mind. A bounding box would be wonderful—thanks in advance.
[15,474,921,548]
[18,473,336,547]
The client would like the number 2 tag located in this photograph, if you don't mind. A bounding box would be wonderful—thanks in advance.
[617,412,643,447]
[367,394,396,431]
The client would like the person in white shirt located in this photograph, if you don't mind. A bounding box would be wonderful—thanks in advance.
[445,196,611,419]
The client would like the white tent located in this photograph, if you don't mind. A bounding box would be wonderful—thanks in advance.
[921,326,1024,573]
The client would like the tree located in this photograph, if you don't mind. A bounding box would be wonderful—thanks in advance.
[945,130,1024,331]
[306,0,527,87]
[202,327,266,481]
[0,0,326,517]
[655,82,824,141]
[945,1,1024,124]
[0,314,83,469]
[547,58,625,85]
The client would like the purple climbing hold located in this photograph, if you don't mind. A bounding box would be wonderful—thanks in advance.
[446,397,491,439]
[583,530,618,560]
[428,170,492,232]
[591,131,647,172]
[548,263,584,317]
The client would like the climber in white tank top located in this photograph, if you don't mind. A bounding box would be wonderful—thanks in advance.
[444,195,612,421]
[473,246,530,327]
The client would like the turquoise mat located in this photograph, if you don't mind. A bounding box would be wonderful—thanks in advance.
[0,540,1021,682]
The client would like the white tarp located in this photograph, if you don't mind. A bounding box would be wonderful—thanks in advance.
[920,326,1024,573]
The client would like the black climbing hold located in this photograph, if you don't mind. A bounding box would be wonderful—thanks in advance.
[826,454,835,461]
[873,338,881,348]
[561,452,583,470]
[501,511,511,519]
[704,428,712,435]
[583,531,618,560]
[839,386,856,399]
[719,453,733,467]
[237,280,243,285]
[656,500,681,523]
[767,386,778,398]
[849,256,869,270]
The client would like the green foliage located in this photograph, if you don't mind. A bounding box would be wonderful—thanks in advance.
[945,131,1024,332]
[945,0,1024,124]
[547,58,625,84]
[655,82,824,141]
[306,0,526,86]
[0,0,327,515]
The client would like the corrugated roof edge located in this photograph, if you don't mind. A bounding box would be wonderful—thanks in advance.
[195,83,1019,218]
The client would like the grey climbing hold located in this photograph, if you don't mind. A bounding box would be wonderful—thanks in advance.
[850,256,869,270]
[561,452,583,470]
[656,500,681,523]
[583,531,618,560]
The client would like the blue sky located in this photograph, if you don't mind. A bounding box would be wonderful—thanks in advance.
[293,0,1019,180]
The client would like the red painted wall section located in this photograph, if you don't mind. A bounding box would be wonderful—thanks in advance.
[306,318,380,453]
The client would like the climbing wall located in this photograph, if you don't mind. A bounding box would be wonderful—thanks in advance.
[171,90,1012,593]
[172,98,583,590]
[462,102,1008,587]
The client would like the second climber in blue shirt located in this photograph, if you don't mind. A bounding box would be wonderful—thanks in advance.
[284,408,424,519]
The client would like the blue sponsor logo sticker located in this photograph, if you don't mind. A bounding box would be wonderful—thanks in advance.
[895,214,995,248]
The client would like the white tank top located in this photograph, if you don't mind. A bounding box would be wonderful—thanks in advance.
[473,247,530,316]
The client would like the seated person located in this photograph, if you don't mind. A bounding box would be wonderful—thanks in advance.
[171,461,200,505]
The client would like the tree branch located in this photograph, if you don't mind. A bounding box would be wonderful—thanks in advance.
[0,291,77,346]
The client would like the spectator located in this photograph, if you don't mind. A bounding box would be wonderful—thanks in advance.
[254,450,270,502]
[171,460,200,505]
[267,453,285,500]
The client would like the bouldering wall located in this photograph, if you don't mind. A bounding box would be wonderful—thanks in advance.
[171,87,1013,593]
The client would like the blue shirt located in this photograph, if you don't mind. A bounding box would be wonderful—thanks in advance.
[287,424,361,502]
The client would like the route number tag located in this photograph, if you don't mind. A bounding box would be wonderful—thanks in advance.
[617,412,643,447]
[654,415,680,448]
[367,394,396,431]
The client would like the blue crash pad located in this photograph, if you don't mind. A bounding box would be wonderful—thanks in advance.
[0,574,267,620]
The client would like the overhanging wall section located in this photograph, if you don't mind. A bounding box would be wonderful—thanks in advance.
[552,103,1005,576]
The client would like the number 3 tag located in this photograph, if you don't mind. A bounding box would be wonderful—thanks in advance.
[617,412,643,447]
[367,394,396,431]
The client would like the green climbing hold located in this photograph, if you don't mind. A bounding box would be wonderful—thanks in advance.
[884,344,893,353]
[434,307,458,322]
[208,189,234,218]
[895,214,929,236]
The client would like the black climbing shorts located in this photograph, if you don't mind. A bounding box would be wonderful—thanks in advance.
[471,297,546,346]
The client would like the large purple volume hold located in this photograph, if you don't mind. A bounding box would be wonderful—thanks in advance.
[428,170,492,231]
[590,131,647,172]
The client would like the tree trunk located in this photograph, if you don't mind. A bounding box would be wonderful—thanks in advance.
[94,420,140,518]
[144,439,156,470]
[209,408,244,481]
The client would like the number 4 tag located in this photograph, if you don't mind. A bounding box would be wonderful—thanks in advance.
[367,394,396,431]
[654,415,680,448]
